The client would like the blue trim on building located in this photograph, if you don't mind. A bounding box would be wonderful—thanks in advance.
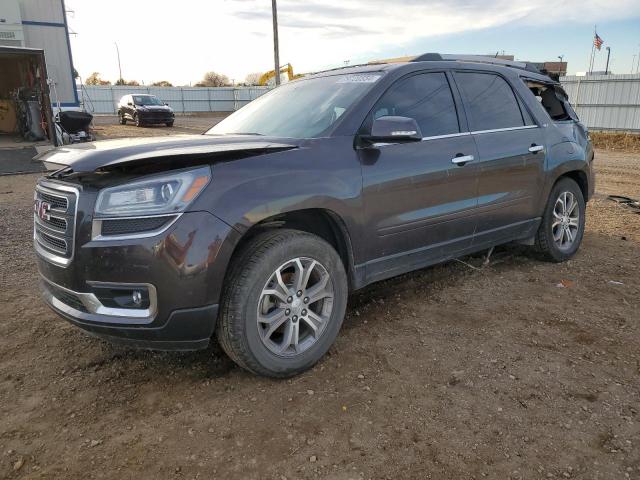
[22,2,80,107]
[61,0,80,105]
[21,20,66,28]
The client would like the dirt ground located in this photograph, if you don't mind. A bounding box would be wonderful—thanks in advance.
[0,141,639,479]
[91,114,227,140]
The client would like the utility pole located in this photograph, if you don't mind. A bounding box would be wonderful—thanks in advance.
[604,47,611,74]
[114,42,123,83]
[633,54,637,74]
[271,0,280,86]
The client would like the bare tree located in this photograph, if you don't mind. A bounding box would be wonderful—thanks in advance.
[151,80,173,87]
[85,72,111,85]
[244,72,263,86]
[195,71,231,87]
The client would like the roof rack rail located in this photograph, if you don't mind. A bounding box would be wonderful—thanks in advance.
[411,53,542,74]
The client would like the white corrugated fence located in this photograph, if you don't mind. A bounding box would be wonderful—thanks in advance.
[560,73,640,132]
[77,85,271,114]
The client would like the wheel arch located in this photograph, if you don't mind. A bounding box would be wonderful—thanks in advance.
[224,208,358,291]
[558,170,589,202]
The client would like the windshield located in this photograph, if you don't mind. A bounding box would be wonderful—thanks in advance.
[134,95,163,106]
[206,73,382,138]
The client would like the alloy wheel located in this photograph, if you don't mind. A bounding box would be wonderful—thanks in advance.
[552,191,580,250]
[256,257,334,357]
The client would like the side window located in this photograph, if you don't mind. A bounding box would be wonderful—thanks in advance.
[372,72,459,137]
[455,72,524,131]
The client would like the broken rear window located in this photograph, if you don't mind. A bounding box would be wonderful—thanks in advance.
[524,80,576,122]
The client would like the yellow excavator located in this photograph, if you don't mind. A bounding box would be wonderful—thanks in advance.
[258,63,304,86]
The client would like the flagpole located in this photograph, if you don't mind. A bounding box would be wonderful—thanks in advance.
[588,25,596,74]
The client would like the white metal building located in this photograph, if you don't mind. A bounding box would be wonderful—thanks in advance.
[0,0,78,107]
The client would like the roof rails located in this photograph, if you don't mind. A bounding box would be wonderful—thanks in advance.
[412,53,542,74]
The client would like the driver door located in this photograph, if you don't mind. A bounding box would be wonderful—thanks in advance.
[358,71,480,283]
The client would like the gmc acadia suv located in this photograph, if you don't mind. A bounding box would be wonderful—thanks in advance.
[34,54,594,377]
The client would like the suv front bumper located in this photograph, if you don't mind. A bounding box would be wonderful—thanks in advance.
[37,210,239,351]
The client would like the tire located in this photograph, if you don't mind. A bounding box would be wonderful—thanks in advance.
[217,229,348,378]
[134,114,143,127]
[119,112,126,125]
[535,177,586,262]
[166,121,174,127]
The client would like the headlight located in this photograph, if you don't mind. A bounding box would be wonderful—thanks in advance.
[95,166,211,217]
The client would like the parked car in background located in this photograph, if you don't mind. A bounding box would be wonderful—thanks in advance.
[35,54,594,378]
[117,94,174,127]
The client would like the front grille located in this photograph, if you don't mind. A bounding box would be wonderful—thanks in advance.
[38,214,67,232]
[36,230,67,253]
[34,182,79,266]
[39,191,68,210]
[100,216,175,236]
[140,113,173,122]
[42,280,88,313]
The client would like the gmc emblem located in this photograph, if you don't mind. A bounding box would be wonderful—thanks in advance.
[35,199,52,222]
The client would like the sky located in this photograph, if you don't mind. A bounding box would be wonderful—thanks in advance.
[65,0,640,86]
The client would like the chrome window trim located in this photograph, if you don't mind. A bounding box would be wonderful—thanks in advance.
[374,125,539,147]
[470,125,539,135]
[421,131,471,141]
[34,181,79,268]
[41,276,158,323]
[91,213,181,241]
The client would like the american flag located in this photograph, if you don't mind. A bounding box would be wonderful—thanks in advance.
[594,33,604,50]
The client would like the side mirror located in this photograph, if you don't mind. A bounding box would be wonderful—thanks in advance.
[164,102,169,106]
[127,102,133,106]
[367,116,422,142]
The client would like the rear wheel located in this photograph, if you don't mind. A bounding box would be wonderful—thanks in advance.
[217,229,348,378]
[535,177,585,262]
[166,121,174,127]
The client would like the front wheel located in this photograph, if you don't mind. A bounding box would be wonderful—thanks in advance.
[217,229,348,378]
[134,114,143,127]
[119,112,126,125]
[535,177,586,262]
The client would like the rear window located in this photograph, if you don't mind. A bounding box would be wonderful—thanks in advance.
[455,72,525,131]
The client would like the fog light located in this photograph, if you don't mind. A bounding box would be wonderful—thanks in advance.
[89,284,151,310]
[132,290,142,306]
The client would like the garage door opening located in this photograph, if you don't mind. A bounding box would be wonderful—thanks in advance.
[0,46,55,174]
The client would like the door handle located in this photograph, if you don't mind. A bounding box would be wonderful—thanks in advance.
[451,154,474,165]
[529,144,544,153]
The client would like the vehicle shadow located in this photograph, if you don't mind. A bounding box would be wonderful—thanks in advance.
[78,242,539,380]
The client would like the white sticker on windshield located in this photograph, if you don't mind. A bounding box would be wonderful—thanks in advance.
[336,74,381,83]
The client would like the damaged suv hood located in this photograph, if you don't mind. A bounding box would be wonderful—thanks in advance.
[37,134,301,173]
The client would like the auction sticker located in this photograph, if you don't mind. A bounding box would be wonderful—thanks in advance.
[336,74,381,83]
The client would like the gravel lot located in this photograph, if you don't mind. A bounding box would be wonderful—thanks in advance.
[91,114,227,139]
[0,131,639,479]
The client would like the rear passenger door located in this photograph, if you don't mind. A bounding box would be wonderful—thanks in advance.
[453,71,546,245]
[359,71,480,283]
